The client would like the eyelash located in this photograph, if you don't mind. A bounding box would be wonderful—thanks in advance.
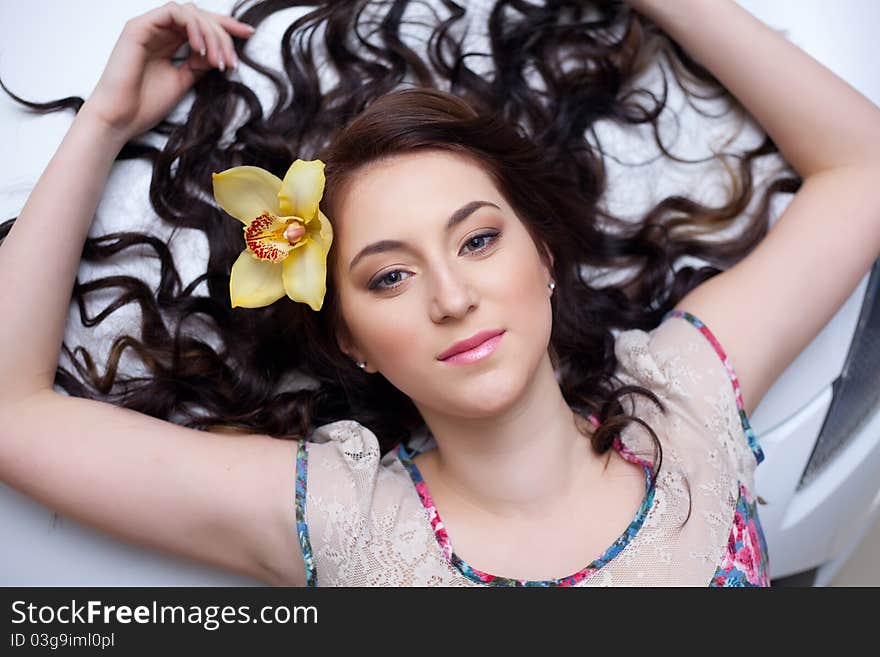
[368,230,501,292]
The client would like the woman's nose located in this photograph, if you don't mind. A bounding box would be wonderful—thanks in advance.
[429,266,477,322]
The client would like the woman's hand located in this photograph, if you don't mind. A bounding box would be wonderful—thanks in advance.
[82,1,256,143]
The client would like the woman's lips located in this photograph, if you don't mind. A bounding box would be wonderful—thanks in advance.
[439,331,505,364]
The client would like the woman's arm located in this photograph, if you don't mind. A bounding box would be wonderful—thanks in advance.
[628,0,880,175]
[0,108,126,401]
[0,2,249,404]
[626,0,880,416]
[0,4,307,587]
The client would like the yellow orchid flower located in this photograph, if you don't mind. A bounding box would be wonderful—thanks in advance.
[211,159,333,311]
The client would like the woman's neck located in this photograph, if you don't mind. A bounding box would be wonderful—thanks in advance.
[414,355,610,522]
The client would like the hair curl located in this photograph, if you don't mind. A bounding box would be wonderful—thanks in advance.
[1,0,801,522]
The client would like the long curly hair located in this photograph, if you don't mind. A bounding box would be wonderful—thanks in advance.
[0,0,801,509]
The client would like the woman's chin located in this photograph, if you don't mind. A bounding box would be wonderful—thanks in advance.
[443,373,527,417]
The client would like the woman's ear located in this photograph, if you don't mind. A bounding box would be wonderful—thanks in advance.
[335,324,360,362]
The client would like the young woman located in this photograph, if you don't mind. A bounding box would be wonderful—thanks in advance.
[1,0,878,587]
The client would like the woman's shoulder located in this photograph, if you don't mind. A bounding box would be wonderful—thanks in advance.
[307,419,434,463]
[295,419,440,586]
[302,418,414,486]
[308,418,381,453]
[613,311,729,402]
[611,310,765,490]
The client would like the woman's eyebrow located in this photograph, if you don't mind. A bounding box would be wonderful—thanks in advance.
[347,200,500,272]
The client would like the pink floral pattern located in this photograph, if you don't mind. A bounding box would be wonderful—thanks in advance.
[711,483,771,586]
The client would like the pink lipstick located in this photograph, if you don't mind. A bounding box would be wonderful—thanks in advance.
[438,330,505,365]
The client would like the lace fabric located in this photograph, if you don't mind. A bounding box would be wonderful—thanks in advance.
[295,311,770,586]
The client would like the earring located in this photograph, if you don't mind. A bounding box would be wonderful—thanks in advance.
[548,281,556,292]
[356,361,366,370]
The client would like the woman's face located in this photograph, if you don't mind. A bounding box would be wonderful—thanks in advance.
[332,149,555,419]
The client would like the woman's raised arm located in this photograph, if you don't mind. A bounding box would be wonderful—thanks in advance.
[0,1,252,403]
[0,4,307,586]
[626,0,880,417]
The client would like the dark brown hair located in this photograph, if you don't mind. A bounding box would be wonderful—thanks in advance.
[1,0,801,514]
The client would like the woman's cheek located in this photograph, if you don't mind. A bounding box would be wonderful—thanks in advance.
[364,304,426,372]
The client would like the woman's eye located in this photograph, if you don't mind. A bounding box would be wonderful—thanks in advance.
[368,230,500,292]
[369,270,412,291]
[461,231,500,254]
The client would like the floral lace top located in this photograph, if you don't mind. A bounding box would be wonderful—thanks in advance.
[293,310,771,586]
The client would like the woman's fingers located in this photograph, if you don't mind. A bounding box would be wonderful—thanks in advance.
[197,11,225,69]
[179,5,207,57]
[174,3,218,69]
[204,13,238,70]
[180,2,255,71]
[205,11,258,70]
[152,1,255,72]
[214,14,258,39]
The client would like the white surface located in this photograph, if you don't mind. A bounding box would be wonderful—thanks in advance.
[1,0,878,585]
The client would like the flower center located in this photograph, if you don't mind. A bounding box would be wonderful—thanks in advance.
[284,223,306,243]
[244,213,308,263]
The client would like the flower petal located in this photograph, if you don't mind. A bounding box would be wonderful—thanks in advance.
[278,159,325,220]
[281,236,330,312]
[306,209,334,253]
[229,249,286,308]
[213,166,283,225]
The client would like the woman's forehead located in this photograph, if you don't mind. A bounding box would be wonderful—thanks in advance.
[346,151,495,202]
[336,151,505,236]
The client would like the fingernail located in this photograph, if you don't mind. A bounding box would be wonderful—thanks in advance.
[200,46,206,57]
[242,23,256,33]
[219,58,225,72]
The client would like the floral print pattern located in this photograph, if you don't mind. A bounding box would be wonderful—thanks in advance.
[662,309,770,586]
[295,440,317,587]
[711,483,772,586]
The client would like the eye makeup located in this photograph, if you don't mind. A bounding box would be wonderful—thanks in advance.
[366,229,502,292]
